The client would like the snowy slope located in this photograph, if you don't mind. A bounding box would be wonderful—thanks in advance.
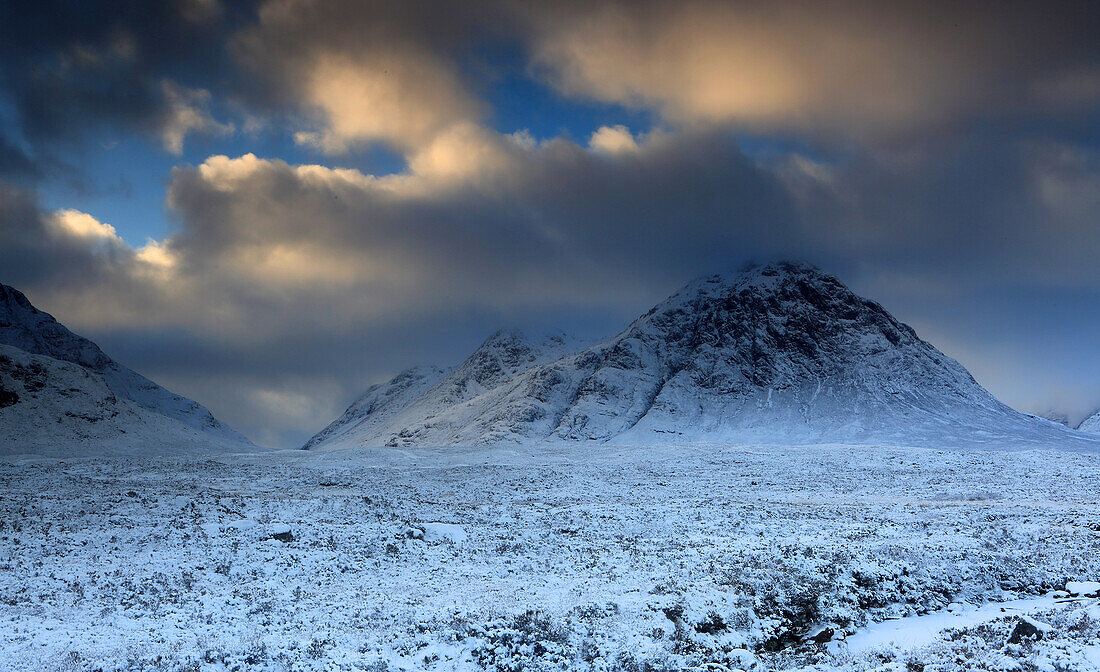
[1035,410,1071,427]
[307,262,1098,450]
[0,283,248,444]
[1080,410,1100,435]
[0,344,246,455]
[302,365,448,450]
[304,330,583,449]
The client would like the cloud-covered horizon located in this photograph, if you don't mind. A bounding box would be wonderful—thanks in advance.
[1,0,1098,445]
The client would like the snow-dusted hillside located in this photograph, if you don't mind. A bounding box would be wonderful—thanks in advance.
[0,345,246,455]
[307,262,1096,450]
[0,283,248,444]
[305,329,586,449]
[1080,409,1100,435]
[1035,410,1071,427]
[302,365,448,450]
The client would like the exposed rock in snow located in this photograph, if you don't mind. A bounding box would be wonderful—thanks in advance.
[307,262,1098,450]
[406,522,468,544]
[0,283,248,444]
[1065,581,1100,597]
[1007,615,1048,644]
[1079,410,1100,435]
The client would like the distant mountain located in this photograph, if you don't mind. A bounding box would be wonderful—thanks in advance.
[0,283,251,453]
[1080,410,1100,435]
[306,262,1096,450]
[1034,410,1071,427]
[304,330,582,449]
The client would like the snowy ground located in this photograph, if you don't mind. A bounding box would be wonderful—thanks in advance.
[2,442,1100,671]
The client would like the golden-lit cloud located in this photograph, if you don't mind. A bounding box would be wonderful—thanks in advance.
[406,123,520,181]
[530,1,1100,138]
[158,80,233,155]
[49,209,122,244]
[588,125,640,154]
[132,238,177,271]
[293,51,482,154]
[234,0,486,155]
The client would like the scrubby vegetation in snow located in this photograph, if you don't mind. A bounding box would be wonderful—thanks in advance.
[2,442,1099,671]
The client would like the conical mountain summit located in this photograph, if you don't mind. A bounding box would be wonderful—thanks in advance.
[307,262,1093,449]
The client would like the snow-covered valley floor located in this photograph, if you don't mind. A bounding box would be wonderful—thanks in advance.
[2,442,1100,671]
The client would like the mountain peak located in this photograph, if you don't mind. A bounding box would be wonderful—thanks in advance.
[306,265,1095,450]
[690,260,828,289]
[649,261,857,320]
[1,283,113,371]
[625,260,920,370]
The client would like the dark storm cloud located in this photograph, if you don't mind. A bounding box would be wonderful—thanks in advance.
[0,0,251,161]
[3,0,1099,155]
[0,136,40,181]
[778,138,1100,286]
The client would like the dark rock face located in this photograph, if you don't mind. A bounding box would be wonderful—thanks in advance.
[0,344,143,446]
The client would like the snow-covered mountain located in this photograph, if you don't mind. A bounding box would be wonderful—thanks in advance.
[306,262,1097,450]
[0,344,240,455]
[1080,410,1100,435]
[0,283,251,452]
[303,330,582,449]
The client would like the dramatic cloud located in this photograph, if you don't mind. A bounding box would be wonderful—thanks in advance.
[231,0,498,154]
[528,0,1100,139]
[0,0,243,163]
[1,0,1099,444]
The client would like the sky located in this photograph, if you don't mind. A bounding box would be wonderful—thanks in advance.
[1,0,1098,447]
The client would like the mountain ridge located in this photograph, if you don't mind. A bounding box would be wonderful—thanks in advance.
[306,262,1096,450]
[1080,410,1100,435]
[0,283,251,450]
[303,329,584,449]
